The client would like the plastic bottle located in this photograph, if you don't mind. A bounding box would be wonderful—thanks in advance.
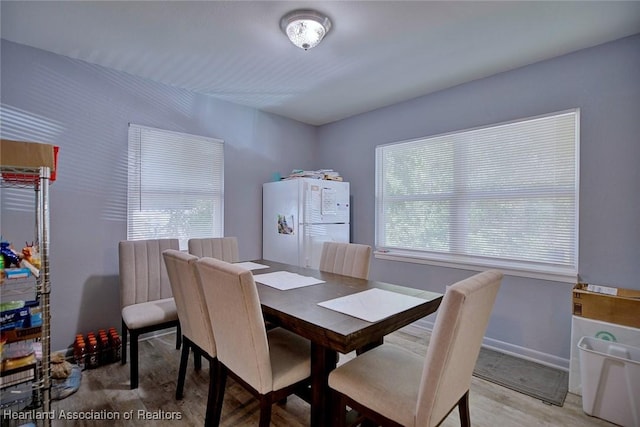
[87,333,99,369]
[108,327,122,362]
[73,335,87,370]
[98,329,110,364]
[88,338,99,369]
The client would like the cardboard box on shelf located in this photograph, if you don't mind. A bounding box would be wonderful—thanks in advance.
[0,139,58,182]
[573,283,640,329]
[1,326,42,343]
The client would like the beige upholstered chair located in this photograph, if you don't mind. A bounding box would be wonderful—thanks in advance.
[188,237,239,261]
[320,242,374,354]
[162,249,217,424]
[194,257,311,427]
[189,236,280,333]
[118,239,181,389]
[319,242,372,280]
[328,269,503,427]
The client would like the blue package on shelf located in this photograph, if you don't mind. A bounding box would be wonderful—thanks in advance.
[5,267,31,279]
[1,306,30,329]
[29,312,42,327]
[1,300,40,330]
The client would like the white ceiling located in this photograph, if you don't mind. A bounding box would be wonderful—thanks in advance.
[2,1,640,126]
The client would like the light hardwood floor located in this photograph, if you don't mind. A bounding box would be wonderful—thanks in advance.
[52,324,615,427]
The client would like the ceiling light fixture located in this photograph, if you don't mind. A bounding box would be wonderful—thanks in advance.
[280,9,332,51]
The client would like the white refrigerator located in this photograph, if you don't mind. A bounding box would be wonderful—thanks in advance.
[263,178,350,269]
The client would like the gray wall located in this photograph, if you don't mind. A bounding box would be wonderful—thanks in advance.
[317,34,640,367]
[2,34,638,367]
[1,40,317,351]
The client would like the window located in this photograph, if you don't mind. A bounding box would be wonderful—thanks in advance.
[127,124,224,249]
[375,110,579,282]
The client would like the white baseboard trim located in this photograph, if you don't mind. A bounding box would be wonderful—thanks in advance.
[60,323,571,372]
[411,318,570,371]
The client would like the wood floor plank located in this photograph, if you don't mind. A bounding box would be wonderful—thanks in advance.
[52,326,615,426]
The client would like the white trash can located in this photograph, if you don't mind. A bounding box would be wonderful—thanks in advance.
[578,336,640,427]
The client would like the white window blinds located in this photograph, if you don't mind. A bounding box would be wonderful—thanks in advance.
[127,124,224,249]
[375,109,579,282]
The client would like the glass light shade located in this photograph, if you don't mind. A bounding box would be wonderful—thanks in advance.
[286,19,326,50]
[281,10,331,51]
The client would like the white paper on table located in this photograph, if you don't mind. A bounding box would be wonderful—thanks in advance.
[253,271,325,290]
[234,262,270,271]
[317,288,431,322]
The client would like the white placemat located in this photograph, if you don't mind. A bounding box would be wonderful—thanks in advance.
[317,288,429,322]
[234,261,270,271]
[253,271,325,290]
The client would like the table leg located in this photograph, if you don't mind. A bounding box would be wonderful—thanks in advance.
[310,342,338,427]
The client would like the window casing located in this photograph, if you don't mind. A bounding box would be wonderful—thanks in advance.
[127,124,224,249]
[375,110,579,282]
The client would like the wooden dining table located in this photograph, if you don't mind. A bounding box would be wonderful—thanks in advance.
[250,260,443,427]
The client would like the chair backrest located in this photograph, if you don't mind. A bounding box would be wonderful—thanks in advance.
[163,249,216,357]
[188,237,239,261]
[416,269,503,427]
[318,242,372,280]
[194,257,273,394]
[118,239,179,308]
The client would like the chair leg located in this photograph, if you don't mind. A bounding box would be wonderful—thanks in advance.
[121,320,128,365]
[175,322,182,349]
[205,358,218,427]
[193,348,203,371]
[458,390,470,427]
[331,390,347,427]
[258,394,272,427]
[176,338,190,400]
[212,361,227,426]
[130,331,139,389]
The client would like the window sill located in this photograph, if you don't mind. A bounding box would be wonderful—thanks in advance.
[374,250,577,283]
